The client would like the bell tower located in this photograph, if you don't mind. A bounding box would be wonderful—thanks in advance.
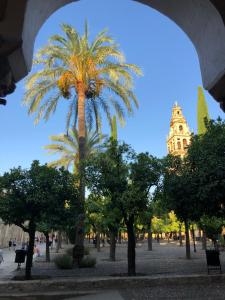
[167,102,191,158]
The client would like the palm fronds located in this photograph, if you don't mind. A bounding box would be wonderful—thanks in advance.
[23,22,142,133]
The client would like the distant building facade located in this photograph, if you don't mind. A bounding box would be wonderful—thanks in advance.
[167,103,191,158]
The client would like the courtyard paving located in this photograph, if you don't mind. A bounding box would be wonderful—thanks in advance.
[18,240,225,278]
[0,240,225,299]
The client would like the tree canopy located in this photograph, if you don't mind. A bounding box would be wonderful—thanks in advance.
[0,161,78,279]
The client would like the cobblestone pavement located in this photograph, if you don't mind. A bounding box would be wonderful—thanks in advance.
[14,240,225,279]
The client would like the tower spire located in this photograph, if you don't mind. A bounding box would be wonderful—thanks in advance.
[167,103,191,158]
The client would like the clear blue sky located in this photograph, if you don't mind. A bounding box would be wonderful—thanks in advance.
[0,0,223,173]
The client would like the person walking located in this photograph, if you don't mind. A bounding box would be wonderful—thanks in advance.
[8,240,12,250]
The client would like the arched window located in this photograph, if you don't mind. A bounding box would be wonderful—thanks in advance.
[177,141,181,149]
[183,139,187,148]
[179,125,183,132]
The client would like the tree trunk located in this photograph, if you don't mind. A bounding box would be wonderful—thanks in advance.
[109,231,116,261]
[184,220,191,259]
[147,221,152,251]
[191,226,196,253]
[74,82,86,263]
[202,228,207,250]
[167,233,170,243]
[96,232,100,252]
[118,230,122,244]
[157,233,160,243]
[25,223,36,280]
[44,233,50,262]
[179,223,183,247]
[127,216,136,276]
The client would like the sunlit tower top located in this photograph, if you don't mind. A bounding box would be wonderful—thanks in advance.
[167,102,191,158]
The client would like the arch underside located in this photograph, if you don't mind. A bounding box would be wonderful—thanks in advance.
[0,0,225,110]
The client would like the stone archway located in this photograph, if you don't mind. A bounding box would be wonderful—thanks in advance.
[0,0,225,110]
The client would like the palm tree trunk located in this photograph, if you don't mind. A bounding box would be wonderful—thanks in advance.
[74,82,86,263]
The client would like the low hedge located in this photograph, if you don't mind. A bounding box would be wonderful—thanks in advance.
[54,254,73,269]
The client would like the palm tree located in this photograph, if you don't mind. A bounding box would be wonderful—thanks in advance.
[23,22,142,254]
[44,128,106,174]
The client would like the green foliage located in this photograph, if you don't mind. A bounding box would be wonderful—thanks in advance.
[85,194,108,235]
[54,254,73,269]
[197,86,210,135]
[163,119,225,227]
[0,160,79,240]
[79,255,96,268]
[162,155,201,222]
[151,212,181,234]
[85,140,162,274]
[44,128,106,173]
[152,216,164,233]
[0,161,78,279]
[200,215,225,242]
[187,118,225,217]
[163,211,180,233]
[86,140,162,223]
[85,140,131,233]
[23,22,142,131]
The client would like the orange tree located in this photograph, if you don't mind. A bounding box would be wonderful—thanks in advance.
[85,140,161,275]
[0,161,78,279]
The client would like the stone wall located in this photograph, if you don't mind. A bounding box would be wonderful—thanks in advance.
[0,221,28,248]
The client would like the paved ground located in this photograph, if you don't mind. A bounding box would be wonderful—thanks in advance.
[0,247,23,280]
[15,240,225,278]
[0,243,47,280]
[0,240,225,299]
[2,283,225,299]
